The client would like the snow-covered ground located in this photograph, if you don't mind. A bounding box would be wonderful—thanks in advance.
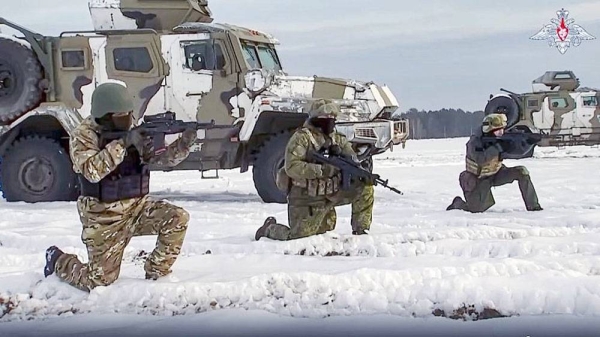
[2,137,600,336]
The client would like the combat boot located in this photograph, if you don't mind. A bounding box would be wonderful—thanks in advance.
[352,229,368,235]
[145,271,171,281]
[43,246,64,277]
[255,216,276,241]
[527,205,543,211]
[446,196,466,211]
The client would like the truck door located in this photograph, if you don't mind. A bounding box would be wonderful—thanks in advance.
[54,36,94,109]
[546,93,575,134]
[104,33,168,121]
[576,94,598,130]
[168,35,239,125]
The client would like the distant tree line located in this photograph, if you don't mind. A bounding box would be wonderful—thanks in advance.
[395,108,485,140]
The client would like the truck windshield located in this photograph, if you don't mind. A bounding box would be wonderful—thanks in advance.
[181,39,226,71]
[241,41,282,71]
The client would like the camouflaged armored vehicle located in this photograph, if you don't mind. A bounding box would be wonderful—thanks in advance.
[485,70,600,150]
[0,0,408,203]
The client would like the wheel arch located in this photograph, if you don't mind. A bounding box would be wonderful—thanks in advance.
[0,114,72,157]
[245,111,307,157]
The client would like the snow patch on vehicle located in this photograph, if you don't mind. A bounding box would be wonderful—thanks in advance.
[0,34,31,48]
[88,0,121,8]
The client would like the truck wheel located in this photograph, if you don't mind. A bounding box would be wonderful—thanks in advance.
[0,136,79,202]
[0,37,44,123]
[252,131,291,204]
[484,95,520,129]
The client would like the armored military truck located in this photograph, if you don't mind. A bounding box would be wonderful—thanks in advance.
[0,0,408,203]
[485,70,600,150]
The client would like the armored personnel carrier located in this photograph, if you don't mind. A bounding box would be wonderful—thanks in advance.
[0,0,408,203]
[485,70,600,150]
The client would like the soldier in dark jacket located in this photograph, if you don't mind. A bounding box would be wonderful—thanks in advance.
[446,113,543,213]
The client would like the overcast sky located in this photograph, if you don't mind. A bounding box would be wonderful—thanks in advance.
[2,0,599,112]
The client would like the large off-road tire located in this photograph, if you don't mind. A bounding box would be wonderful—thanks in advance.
[0,136,79,202]
[484,95,520,129]
[252,131,292,204]
[0,37,44,123]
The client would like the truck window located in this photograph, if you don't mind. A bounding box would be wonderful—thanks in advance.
[549,97,568,108]
[554,73,573,80]
[61,50,86,69]
[242,44,261,69]
[241,41,282,71]
[582,96,598,106]
[113,47,153,73]
[527,99,539,107]
[215,44,226,69]
[182,40,226,71]
[256,46,281,71]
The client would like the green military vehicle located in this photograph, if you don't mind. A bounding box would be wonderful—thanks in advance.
[0,0,408,203]
[485,70,600,151]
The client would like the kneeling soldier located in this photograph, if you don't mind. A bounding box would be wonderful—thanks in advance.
[447,113,543,213]
[255,99,374,241]
[43,82,196,291]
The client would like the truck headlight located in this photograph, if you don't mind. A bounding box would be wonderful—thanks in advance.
[244,69,271,93]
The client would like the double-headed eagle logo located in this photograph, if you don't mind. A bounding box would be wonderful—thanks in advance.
[530,8,595,54]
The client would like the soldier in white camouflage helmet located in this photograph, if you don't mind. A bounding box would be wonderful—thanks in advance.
[42,82,197,291]
[446,113,543,213]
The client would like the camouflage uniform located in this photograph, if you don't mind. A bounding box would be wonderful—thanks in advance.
[447,114,542,213]
[255,100,374,241]
[47,83,195,291]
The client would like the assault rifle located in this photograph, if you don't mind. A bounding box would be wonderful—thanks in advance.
[101,111,216,155]
[306,149,403,195]
[481,131,542,159]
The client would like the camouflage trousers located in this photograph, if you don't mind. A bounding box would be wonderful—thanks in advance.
[449,165,541,213]
[263,182,374,241]
[54,195,189,292]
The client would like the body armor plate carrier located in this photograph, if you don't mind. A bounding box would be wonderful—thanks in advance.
[79,145,150,202]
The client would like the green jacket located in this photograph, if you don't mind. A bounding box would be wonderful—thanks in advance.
[285,122,355,181]
[279,121,357,204]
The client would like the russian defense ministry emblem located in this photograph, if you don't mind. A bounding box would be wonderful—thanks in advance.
[530,8,595,54]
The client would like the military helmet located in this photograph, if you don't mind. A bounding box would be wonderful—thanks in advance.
[307,99,340,118]
[90,82,134,119]
[482,113,508,133]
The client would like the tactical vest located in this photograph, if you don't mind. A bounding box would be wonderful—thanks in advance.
[79,145,150,203]
[465,156,502,178]
[279,129,342,197]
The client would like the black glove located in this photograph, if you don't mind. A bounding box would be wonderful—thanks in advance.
[329,144,343,156]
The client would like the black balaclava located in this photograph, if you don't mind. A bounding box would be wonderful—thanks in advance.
[310,117,336,135]
[97,113,134,131]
